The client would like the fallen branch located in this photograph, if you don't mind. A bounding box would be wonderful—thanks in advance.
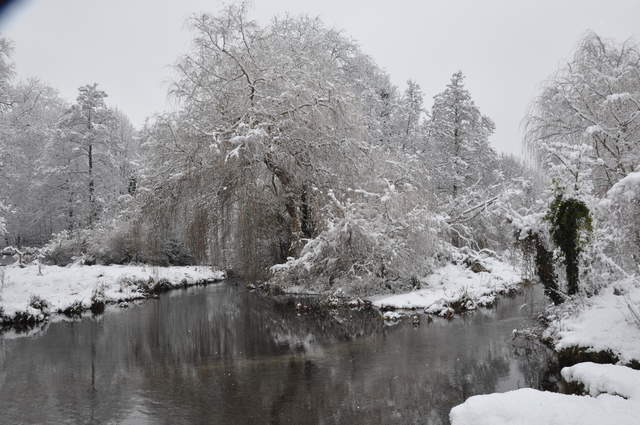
[447,195,500,224]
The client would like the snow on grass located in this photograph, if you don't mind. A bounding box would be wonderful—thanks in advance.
[450,362,640,425]
[0,264,224,323]
[545,278,640,364]
[370,255,522,316]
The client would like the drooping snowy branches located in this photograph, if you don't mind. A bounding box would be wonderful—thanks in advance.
[526,32,640,196]
[522,31,640,304]
[134,3,523,286]
[1,4,531,290]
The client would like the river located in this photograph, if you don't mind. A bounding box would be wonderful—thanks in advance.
[0,281,554,425]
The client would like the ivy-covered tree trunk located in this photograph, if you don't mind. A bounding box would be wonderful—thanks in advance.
[530,232,563,305]
[300,186,314,239]
[546,196,592,296]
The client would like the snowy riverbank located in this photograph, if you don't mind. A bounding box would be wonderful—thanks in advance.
[0,264,225,327]
[450,362,640,425]
[370,255,523,317]
[543,277,640,365]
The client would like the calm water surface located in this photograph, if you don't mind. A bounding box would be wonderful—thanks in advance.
[0,282,552,425]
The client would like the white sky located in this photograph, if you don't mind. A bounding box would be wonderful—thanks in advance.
[2,0,640,155]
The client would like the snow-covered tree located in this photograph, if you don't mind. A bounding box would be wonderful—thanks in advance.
[428,72,496,200]
[0,70,137,247]
[140,3,404,269]
[56,84,135,229]
[0,37,14,239]
[425,71,498,246]
[526,32,640,196]
[399,80,425,151]
[0,37,14,111]
[0,80,67,245]
[523,32,640,298]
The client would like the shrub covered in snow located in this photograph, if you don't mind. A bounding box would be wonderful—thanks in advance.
[270,185,449,296]
[40,226,196,267]
[41,230,85,266]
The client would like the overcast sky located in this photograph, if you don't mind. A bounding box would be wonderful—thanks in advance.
[2,0,640,155]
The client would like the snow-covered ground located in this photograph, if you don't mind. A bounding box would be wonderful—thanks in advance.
[544,277,640,364]
[0,264,224,324]
[370,256,522,316]
[450,362,640,425]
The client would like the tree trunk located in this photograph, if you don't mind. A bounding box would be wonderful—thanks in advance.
[263,154,302,256]
[88,143,95,226]
[300,186,314,238]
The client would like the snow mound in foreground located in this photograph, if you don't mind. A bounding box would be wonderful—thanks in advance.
[450,362,640,425]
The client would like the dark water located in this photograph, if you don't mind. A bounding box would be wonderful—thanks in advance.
[0,282,553,425]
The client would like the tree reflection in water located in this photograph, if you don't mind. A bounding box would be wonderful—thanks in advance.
[0,283,552,425]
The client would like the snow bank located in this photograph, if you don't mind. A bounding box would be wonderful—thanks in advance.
[370,256,521,316]
[561,362,640,399]
[450,387,636,425]
[545,279,640,364]
[450,362,640,425]
[0,264,224,324]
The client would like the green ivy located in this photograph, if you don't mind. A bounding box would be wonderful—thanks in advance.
[517,230,562,304]
[545,196,592,295]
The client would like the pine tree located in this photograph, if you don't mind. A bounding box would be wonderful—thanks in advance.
[59,84,117,228]
[428,71,495,200]
[400,80,424,151]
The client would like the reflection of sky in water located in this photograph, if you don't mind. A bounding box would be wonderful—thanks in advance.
[0,283,553,425]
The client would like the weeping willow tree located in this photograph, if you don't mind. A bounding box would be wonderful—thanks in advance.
[135,3,505,286]
[521,31,640,300]
[136,3,395,277]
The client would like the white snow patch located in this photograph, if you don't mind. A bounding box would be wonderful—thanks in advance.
[562,362,640,400]
[585,124,602,135]
[370,256,521,315]
[605,92,632,103]
[546,280,640,364]
[606,171,640,203]
[382,311,403,321]
[0,264,224,319]
[450,362,640,425]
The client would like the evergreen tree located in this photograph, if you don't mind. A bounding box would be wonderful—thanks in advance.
[428,71,495,201]
[58,84,129,228]
[400,79,424,151]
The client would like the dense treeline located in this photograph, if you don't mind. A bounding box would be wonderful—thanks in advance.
[2,4,638,302]
[0,40,138,247]
[137,3,526,287]
[0,3,530,284]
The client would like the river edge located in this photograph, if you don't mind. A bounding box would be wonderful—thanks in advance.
[0,259,525,335]
[449,280,640,424]
[4,263,637,424]
[0,280,559,425]
[0,259,568,362]
[542,280,640,370]
[0,264,226,331]
[259,254,528,320]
